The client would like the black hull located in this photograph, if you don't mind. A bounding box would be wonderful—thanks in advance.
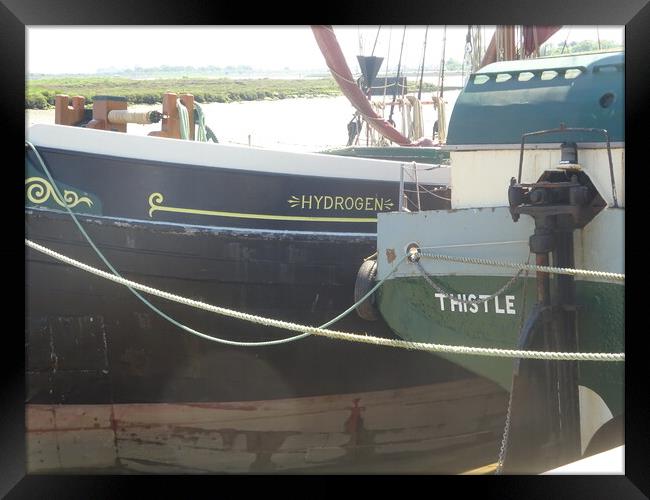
[27,208,477,405]
[24,136,506,472]
[26,144,448,233]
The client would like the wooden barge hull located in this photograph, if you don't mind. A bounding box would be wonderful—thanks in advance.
[27,379,507,474]
[24,127,509,472]
[25,209,507,473]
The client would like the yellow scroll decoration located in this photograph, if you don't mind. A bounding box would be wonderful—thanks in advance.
[148,192,377,223]
[25,177,93,208]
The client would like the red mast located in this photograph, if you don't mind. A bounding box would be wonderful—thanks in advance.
[311,25,415,147]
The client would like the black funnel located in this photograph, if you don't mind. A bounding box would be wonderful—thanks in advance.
[357,55,384,90]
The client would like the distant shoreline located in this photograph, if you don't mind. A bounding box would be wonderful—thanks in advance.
[25,75,461,110]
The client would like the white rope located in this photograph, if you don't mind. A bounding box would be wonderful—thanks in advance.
[418,251,624,283]
[107,110,155,125]
[25,239,624,362]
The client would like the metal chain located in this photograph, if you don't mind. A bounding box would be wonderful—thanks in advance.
[495,384,514,474]
[495,302,530,475]
[25,239,625,362]
[496,255,531,475]
[414,259,523,307]
[418,251,624,283]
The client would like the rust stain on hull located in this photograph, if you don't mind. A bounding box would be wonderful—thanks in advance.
[26,377,507,474]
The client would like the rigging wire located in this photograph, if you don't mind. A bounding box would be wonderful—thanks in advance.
[358,26,364,54]
[371,25,382,57]
[417,26,429,100]
[381,26,393,111]
[438,25,447,99]
[388,26,407,125]
[25,142,313,347]
[560,27,572,54]
[461,25,472,86]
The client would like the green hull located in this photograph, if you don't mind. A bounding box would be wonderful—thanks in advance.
[377,275,623,417]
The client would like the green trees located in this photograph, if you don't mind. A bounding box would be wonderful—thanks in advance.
[541,40,622,56]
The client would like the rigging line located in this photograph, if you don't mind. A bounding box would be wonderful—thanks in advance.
[371,25,382,57]
[24,141,380,348]
[417,26,429,100]
[389,26,407,124]
[382,26,393,109]
[357,26,361,53]
[419,240,528,251]
[27,237,409,348]
[461,25,471,85]
[26,238,625,361]
[438,25,447,99]
[561,27,572,55]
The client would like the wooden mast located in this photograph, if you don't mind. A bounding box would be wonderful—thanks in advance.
[480,26,562,68]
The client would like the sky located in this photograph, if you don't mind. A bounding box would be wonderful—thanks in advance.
[26,26,625,75]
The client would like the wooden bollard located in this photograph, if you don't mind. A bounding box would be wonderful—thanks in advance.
[86,95,128,132]
[149,93,195,140]
[149,93,179,139]
[54,95,86,126]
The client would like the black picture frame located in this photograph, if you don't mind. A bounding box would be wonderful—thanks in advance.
[4,0,648,497]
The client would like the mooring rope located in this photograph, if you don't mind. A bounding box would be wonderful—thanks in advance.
[24,239,624,362]
[25,140,342,347]
[25,140,624,360]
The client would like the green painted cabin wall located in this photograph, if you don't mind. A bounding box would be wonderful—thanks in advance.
[446,52,624,145]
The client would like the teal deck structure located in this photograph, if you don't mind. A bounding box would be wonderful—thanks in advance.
[447,51,624,145]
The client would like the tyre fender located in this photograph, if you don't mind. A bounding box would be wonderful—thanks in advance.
[354,260,379,321]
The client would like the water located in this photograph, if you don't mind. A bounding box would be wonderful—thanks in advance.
[26,90,461,153]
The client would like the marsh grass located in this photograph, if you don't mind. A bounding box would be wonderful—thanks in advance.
[25,76,438,109]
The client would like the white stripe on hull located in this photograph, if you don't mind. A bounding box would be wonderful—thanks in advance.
[27,124,450,184]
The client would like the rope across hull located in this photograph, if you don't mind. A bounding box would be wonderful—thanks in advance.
[23,125,484,473]
[375,205,624,463]
[25,208,507,473]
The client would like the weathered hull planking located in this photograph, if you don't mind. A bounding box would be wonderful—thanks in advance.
[25,132,509,473]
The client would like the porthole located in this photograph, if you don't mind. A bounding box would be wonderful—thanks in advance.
[564,68,583,79]
[599,92,615,108]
